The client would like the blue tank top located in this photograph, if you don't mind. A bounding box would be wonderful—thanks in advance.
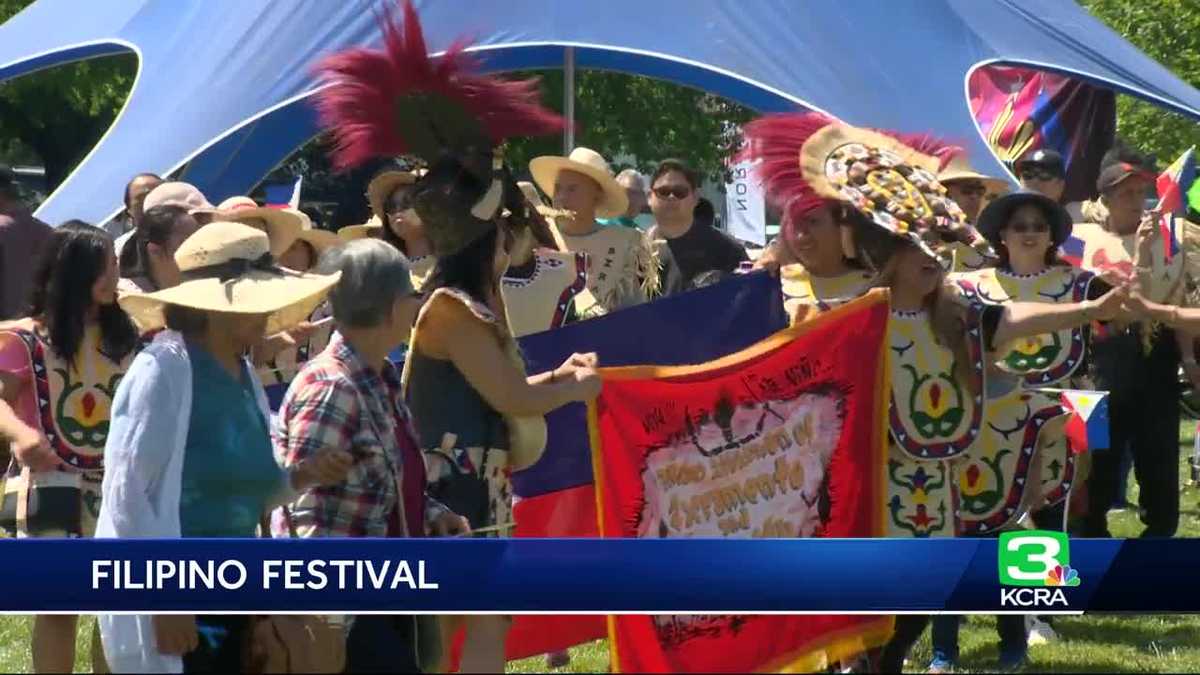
[179,342,285,537]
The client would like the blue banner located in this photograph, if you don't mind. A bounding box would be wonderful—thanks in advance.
[0,536,1184,613]
[514,271,788,497]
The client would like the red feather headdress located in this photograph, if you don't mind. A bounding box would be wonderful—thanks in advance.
[314,0,564,171]
[312,1,564,256]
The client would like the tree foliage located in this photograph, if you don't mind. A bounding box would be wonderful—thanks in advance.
[1080,0,1200,166]
[0,0,136,190]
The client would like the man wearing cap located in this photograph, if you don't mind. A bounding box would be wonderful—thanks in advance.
[0,164,52,319]
[1015,148,1087,222]
[530,147,659,311]
[1074,153,1192,538]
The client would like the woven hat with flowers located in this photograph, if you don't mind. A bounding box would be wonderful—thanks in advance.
[740,112,977,270]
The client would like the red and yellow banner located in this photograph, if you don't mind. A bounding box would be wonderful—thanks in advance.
[589,290,894,673]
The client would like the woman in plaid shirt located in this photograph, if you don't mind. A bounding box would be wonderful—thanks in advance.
[274,240,469,673]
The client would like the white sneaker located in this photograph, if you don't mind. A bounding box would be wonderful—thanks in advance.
[1026,617,1058,645]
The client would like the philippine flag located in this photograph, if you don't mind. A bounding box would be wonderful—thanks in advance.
[1060,235,1085,268]
[1056,389,1110,454]
[1156,147,1195,262]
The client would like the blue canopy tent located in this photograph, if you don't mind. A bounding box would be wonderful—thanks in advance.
[2,0,1200,226]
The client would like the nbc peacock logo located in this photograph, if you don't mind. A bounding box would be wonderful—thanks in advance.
[1044,564,1080,588]
[998,530,1079,607]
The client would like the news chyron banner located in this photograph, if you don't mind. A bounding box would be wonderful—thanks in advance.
[589,290,893,673]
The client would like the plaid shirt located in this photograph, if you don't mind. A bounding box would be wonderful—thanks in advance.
[273,333,445,538]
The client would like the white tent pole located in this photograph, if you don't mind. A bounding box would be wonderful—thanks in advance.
[563,46,576,153]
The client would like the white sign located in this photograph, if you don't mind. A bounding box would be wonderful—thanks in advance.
[724,160,766,246]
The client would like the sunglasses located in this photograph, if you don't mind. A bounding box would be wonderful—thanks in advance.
[1019,168,1062,182]
[1007,220,1051,234]
[653,185,691,200]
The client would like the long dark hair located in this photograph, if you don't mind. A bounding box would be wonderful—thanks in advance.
[119,204,190,286]
[28,221,138,365]
[426,227,502,307]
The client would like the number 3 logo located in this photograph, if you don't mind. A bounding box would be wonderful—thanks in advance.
[998,531,1070,586]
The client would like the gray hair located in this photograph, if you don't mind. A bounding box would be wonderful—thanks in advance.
[615,169,647,191]
[317,239,414,328]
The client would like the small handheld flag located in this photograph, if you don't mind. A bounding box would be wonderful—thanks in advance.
[1052,389,1110,454]
[1060,235,1085,268]
[1156,147,1195,262]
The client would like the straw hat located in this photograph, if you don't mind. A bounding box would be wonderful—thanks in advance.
[337,215,384,242]
[118,222,341,335]
[287,210,340,256]
[367,169,426,222]
[529,147,629,218]
[937,156,1012,198]
[216,196,303,258]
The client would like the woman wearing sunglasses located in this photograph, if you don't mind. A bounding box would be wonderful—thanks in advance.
[928,188,1112,671]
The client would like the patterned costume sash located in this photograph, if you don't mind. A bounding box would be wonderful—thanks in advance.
[0,322,130,537]
[562,226,657,312]
[1,323,128,472]
[884,303,1069,537]
[887,308,985,461]
[500,250,589,338]
[953,266,1094,386]
[779,264,875,319]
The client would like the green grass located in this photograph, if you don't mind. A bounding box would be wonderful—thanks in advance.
[4,424,1200,673]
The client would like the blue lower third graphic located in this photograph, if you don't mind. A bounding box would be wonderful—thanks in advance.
[0,538,1192,613]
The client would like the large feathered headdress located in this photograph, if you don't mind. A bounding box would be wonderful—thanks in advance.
[740,112,972,266]
[314,0,565,256]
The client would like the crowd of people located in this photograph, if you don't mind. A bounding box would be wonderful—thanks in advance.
[0,6,1197,675]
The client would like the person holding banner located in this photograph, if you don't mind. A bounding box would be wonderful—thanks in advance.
[0,221,138,673]
[96,222,351,673]
[312,3,600,670]
[741,111,1130,672]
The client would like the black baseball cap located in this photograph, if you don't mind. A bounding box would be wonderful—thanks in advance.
[1096,161,1156,193]
[1015,149,1065,177]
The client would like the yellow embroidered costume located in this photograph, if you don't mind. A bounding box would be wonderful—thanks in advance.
[0,321,132,537]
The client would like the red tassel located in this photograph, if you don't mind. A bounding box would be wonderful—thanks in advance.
[314,0,564,171]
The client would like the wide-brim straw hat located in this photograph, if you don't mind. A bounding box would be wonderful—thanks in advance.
[337,215,384,242]
[216,196,304,258]
[367,169,426,222]
[285,209,340,256]
[118,221,341,335]
[937,158,1012,198]
[529,147,629,218]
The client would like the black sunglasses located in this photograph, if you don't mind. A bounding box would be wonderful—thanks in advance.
[653,185,691,200]
[1019,168,1062,182]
